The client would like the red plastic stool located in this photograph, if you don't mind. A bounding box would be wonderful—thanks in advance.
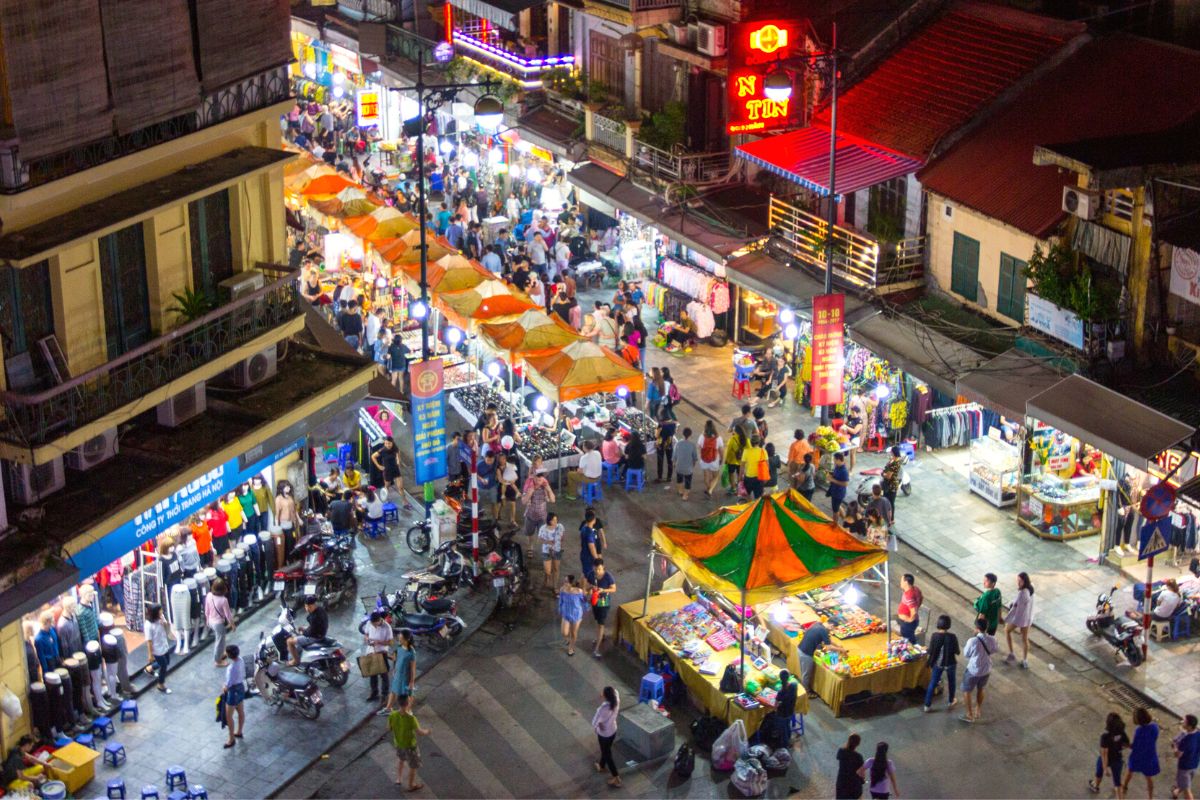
[733,379,751,399]
[863,432,887,452]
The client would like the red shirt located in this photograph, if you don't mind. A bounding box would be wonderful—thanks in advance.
[898,586,924,619]
[205,507,229,539]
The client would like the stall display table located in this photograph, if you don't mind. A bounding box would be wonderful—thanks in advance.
[1017,475,1101,540]
[762,595,928,716]
[616,592,808,734]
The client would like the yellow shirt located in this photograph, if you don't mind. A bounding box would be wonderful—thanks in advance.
[343,469,363,490]
[221,498,245,530]
[741,446,766,477]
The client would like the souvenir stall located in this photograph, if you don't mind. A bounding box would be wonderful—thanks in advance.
[617,489,892,731]
[561,393,659,455]
[291,30,391,140]
[646,258,730,341]
[1017,423,1104,540]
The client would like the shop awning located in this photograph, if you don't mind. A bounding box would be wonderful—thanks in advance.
[0,564,81,629]
[567,163,762,265]
[447,0,539,30]
[734,127,922,198]
[1026,375,1194,467]
[955,349,1065,421]
[724,250,868,317]
[848,311,989,398]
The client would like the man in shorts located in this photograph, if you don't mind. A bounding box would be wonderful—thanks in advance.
[588,559,617,658]
[960,617,997,723]
[1173,714,1200,800]
[389,694,430,791]
[673,427,699,501]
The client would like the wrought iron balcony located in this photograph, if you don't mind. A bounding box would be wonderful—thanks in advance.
[767,196,925,291]
[632,140,731,184]
[591,109,629,156]
[0,265,302,448]
[0,65,291,193]
[452,28,575,90]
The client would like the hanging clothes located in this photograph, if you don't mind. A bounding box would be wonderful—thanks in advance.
[922,404,987,449]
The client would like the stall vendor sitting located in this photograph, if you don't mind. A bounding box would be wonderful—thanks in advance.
[664,310,697,353]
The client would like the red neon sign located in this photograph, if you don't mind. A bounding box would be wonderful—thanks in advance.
[727,20,803,135]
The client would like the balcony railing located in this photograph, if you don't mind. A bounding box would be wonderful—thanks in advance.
[591,110,628,156]
[767,196,925,291]
[1,65,291,193]
[452,28,575,89]
[0,265,302,448]
[632,140,730,184]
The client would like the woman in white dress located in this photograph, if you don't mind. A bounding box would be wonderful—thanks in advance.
[1004,572,1035,668]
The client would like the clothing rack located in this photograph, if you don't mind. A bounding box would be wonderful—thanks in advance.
[926,402,981,416]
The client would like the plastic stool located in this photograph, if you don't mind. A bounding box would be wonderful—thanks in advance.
[141,787,159,800]
[582,481,602,505]
[165,766,187,792]
[1150,619,1172,642]
[53,735,71,748]
[733,379,751,400]
[791,714,805,737]
[1172,612,1191,640]
[602,462,620,486]
[637,672,665,704]
[119,699,139,722]
[103,742,126,767]
[863,432,887,452]
[382,503,399,523]
[168,792,188,800]
[107,778,126,799]
[74,733,96,748]
[92,716,115,739]
[188,787,208,800]
[363,519,387,539]
[624,469,645,493]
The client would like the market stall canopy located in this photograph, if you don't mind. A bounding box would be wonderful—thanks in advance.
[371,236,411,262]
[652,489,887,605]
[300,173,355,197]
[307,186,381,218]
[522,339,646,402]
[344,206,418,239]
[435,279,536,328]
[1026,374,1193,467]
[284,162,335,193]
[385,238,455,271]
[955,349,1066,421]
[478,309,584,358]
[396,255,493,294]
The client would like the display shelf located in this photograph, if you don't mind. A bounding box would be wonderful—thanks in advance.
[1017,475,1101,540]
[968,436,1020,508]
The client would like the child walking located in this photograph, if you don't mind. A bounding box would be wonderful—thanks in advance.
[389,694,430,791]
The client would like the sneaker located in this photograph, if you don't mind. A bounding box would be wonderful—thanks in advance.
[1005,653,1016,665]
[1019,660,1029,669]
[922,705,931,713]
[376,708,391,716]
[1087,779,1100,794]
[958,714,974,723]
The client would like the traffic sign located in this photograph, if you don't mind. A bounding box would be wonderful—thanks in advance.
[1140,482,1176,520]
[1138,518,1171,561]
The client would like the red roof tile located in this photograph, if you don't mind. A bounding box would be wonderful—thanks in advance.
[918,35,1200,238]
[813,2,1084,161]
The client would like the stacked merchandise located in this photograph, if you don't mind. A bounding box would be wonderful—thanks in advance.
[454,385,531,424]
[799,589,884,640]
[647,259,730,335]
[816,641,926,677]
[518,425,579,463]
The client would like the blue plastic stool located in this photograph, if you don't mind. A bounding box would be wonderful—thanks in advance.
[363,519,387,539]
[188,787,208,800]
[165,766,187,792]
[74,732,96,748]
[103,742,126,767]
[168,792,188,800]
[1172,612,1191,640]
[382,502,399,523]
[119,699,139,722]
[637,672,665,704]
[602,462,620,486]
[141,787,159,800]
[791,714,805,737]
[106,778,126,799]
[625,469,645,492]
[53,735,71,748]
[582,481,602,505]
[92,716,115,739]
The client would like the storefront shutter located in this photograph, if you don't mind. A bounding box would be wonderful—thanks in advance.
[950,232,980,303]
[996,253,1026,322]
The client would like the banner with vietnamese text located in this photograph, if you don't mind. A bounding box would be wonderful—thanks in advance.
[811,293,845,407]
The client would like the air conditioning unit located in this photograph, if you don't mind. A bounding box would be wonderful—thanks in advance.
[665,22,692,45]
[6,457,65,506]
[218,270,265,303]
[229,346,278,389]
[65,428,119,471]
[1062,186,1099,220]
[157,382,207,427]
[696,22,727,56]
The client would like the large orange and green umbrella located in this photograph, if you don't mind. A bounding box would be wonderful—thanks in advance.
[395,254,493,295]
[522,339,645,402]
[652,489,886,605]
[300,173,355,197]
[307,186,380,218]
[344,206,418,239]
[436,280,536,328]
[479,309,584,360]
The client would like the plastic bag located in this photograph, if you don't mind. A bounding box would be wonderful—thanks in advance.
[711,718,748,771]
[748,744,791,770]
[732,755,768,797]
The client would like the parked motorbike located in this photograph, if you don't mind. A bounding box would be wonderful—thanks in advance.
[271,604,351,686]
[405,506,507,556]
[854,456,913,507]
[273,524,357,608]
[1086,585,1144,666]
[253,633,323,719]
[483,530,527,609]
[358,587,465,649]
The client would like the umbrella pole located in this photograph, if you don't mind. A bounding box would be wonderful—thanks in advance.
[640,550,654,619]
[884,556,892,647]
[740,586,747,683]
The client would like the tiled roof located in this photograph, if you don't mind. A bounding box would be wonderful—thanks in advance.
[812,2,1084,161]
[918,35,1200,238]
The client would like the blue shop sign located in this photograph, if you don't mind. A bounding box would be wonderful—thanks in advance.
[70,437,304,579]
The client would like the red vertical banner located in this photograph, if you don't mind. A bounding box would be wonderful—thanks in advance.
[811,293,845,407]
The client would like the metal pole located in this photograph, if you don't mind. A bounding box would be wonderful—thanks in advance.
[1142,554,1152,663]
[641,550,655,618]
[414,51,435,530]
[470,444,480,560]
[739,586,747,682]
[884,555,892,646]
[820,23,838,427]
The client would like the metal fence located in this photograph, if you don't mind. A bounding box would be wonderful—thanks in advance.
[591,111,628,156]
[632,140,730,184]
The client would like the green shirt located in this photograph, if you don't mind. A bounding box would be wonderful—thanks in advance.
[389,711,419,749]
[974,587,1002,629]
[237,490,258,516]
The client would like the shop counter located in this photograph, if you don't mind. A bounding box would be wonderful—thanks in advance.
[1017,480,1101,540]
[762,596,928,717]
[616,592,808,734]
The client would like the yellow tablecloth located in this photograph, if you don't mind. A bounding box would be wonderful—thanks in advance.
[761,596,929,716]
[616,592,809,734]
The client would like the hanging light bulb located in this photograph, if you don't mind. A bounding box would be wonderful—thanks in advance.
[785,323,799,340]
[535,395,549,412]
[462,149,479,168]
[489,147,504,164]
[842,584,861,606]
[874,383,891,400]
[332,72,346,86]
[763,71,793,102]
[616,385,628,398]
[439,138,454,155]
[779,308,795,325]
[486,361,502,379]
[525,165,542,183]
[445,327,463,347]
[509,164,523,180]
[473,95,504,131]
[332,85,345,99]
[303,62,317,80]
[410,300,428,319]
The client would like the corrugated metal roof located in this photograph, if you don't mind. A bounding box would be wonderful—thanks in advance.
[734,126,922,198]
[919,35,1200,238]
[812,2,1083,161]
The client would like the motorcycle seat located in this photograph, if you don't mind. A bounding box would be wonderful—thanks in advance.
[421,597,454,614]
[278,669,312,689]
[304,637,336,648]
[400,613,440,628]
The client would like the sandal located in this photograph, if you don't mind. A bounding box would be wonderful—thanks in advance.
[408,784,424,792]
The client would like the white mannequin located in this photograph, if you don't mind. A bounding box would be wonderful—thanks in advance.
[170,581,191,654]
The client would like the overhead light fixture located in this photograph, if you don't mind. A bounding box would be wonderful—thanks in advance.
[445,327,463,346]
[486,362,502,379]
[784,323,799,340]
[474,95,503,131]
[534,395,549,412]
[763,71,793,102]
[779,308,795,325]
[410,301,428,319]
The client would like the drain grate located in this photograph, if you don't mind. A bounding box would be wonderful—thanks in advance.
[1101,681,1151,711]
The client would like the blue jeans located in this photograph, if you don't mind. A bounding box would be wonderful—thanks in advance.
[153,653,171,687]
[924,664,955,707]
[344,334,360,350]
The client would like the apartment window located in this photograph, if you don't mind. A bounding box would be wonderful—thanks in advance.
[189,189,234,300]
[868,177,907,239]
[950,232,980,303]
[0,260,54,358]
[588,31,625,97]
[99,223,152,359]
[996,253,1027,322]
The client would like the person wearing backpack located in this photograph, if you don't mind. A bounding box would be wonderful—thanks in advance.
[740,436,768,499]
[960,617,998,723]
[662,367,680,419]
[698,420,724,498]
